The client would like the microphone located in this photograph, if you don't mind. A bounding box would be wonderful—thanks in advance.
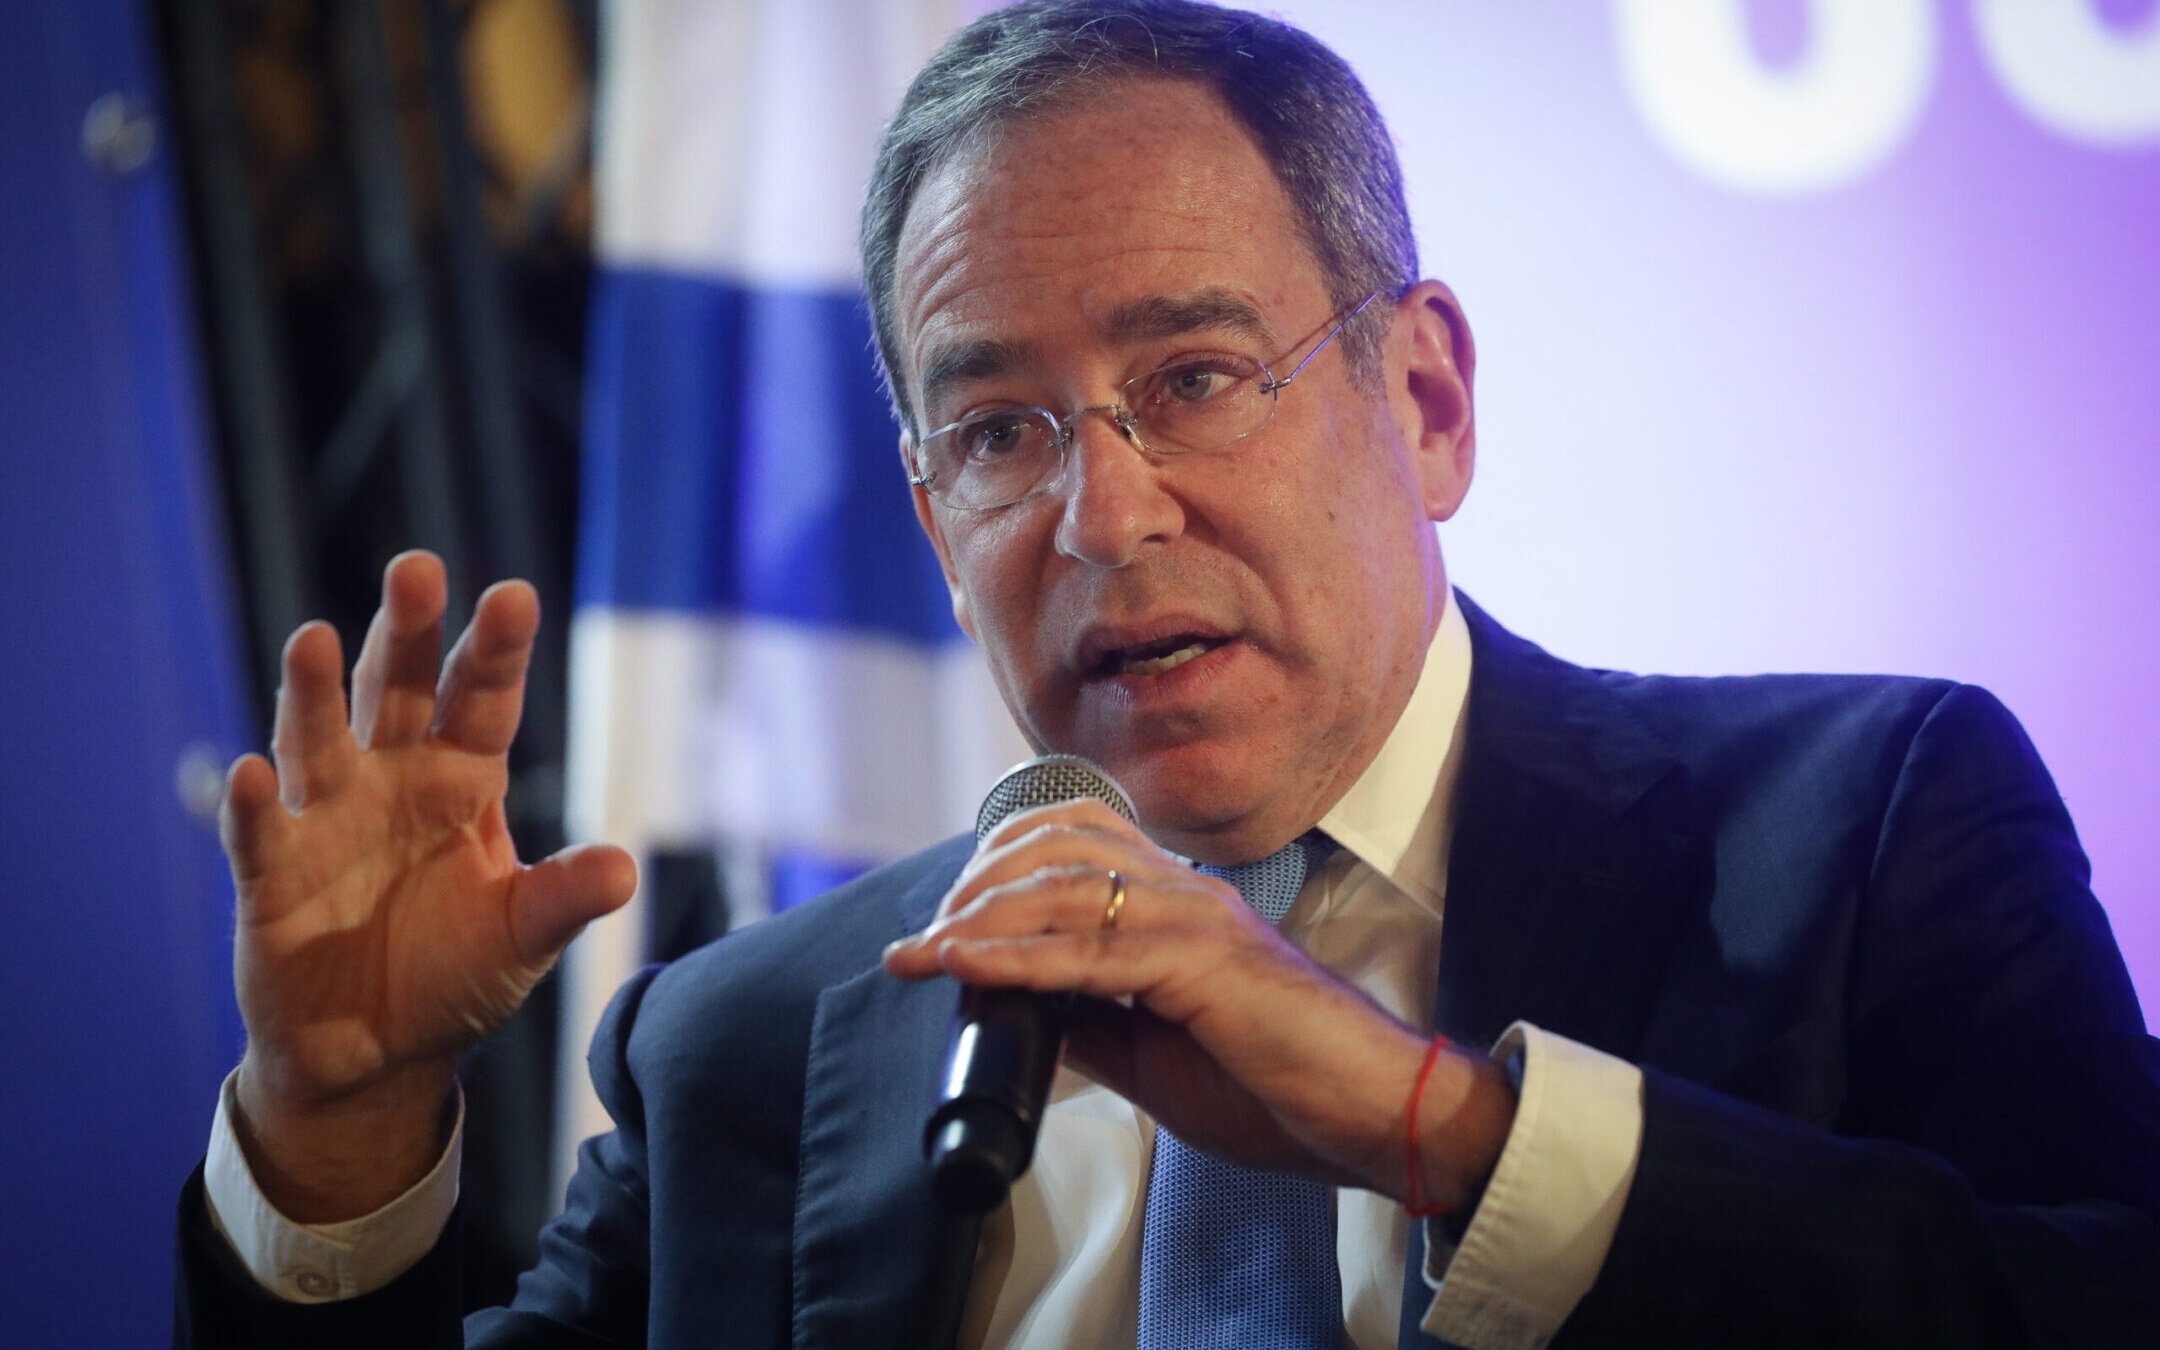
[924,754,1137,1215]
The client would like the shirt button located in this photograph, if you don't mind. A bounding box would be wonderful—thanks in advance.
[294,1269,334,1298]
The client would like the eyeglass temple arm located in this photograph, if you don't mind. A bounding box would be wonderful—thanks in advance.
[905,433,936,488]
[1259,290,1381,395]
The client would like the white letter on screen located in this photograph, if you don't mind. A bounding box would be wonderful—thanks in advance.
[1612,0,1938,195]
[1975,0,2160,147]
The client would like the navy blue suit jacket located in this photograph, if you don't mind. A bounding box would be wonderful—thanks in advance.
[176,596,2160,1346]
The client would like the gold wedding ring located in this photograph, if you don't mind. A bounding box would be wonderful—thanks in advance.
[1100,869,1128,930]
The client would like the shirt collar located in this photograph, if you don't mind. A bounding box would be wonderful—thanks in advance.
[1316,589,1474,916]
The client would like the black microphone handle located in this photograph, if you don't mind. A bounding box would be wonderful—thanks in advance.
[926,985,1070,1214]
[924,754,1135,1215]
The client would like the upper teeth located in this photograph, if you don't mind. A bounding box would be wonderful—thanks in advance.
[1122,642,1210,676]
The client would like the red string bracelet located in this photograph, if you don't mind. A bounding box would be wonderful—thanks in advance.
[1404,1034,1454,1218]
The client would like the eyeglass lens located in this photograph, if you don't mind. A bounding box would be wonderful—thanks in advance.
[914,291,1378,511]
[921,354,1277,510]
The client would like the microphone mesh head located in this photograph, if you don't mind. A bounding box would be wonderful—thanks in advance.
[976,754,1137,841]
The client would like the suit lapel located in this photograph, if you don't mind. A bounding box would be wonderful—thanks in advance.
[1400,596,1711,1345]
[791,847,977,1348]
[1434,593,1710,1057]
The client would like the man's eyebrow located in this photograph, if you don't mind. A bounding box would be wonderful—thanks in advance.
[918,337,1032,421]
[913,291,1276,421]
[1102,290,1277,350]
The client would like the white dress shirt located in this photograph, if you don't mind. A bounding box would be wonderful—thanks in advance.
[204,593,1645,1349]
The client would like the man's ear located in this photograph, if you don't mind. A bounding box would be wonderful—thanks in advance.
[904,432,978,641]
[1385,280,1477,523]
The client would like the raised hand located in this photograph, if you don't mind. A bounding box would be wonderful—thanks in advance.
[223,551,636,1220]
[881,799,1514,1207]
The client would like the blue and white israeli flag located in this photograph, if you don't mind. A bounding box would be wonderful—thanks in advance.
[559,0,1026,1184]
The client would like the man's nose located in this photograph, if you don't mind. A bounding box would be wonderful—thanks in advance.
[1052,410,1184,568]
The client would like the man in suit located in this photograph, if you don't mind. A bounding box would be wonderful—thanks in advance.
[178,2,2160,1346]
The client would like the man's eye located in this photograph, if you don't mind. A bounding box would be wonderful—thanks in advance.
[1146,359,1255,407]
[1161,367,1227,403]
[962,414,1039,458]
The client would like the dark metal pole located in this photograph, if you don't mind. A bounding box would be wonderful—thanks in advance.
[334,0,471,624]
[417,0,565,759]
[163,0,318,717]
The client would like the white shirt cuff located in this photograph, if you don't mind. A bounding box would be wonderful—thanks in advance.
[1417,1022,1644,1350]
[201,1068,464,1303]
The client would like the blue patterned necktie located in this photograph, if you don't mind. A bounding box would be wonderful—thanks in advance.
[1138,830,1341,1349]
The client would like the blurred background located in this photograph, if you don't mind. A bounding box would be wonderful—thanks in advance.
[2,0,2152,1343]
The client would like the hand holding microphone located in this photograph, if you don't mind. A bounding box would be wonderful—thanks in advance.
[883,755,1513,1218]
[918,755,1138,1213]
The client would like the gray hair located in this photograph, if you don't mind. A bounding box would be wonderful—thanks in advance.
[859,0,1420,434]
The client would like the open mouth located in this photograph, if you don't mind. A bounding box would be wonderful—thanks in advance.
[1093,634,1229,678]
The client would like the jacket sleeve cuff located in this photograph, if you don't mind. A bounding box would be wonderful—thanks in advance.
[201,1067,464,1303]
[1417,1021,1644,1349]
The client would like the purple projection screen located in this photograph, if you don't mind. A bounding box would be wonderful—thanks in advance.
[1255,0,2158,1021]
